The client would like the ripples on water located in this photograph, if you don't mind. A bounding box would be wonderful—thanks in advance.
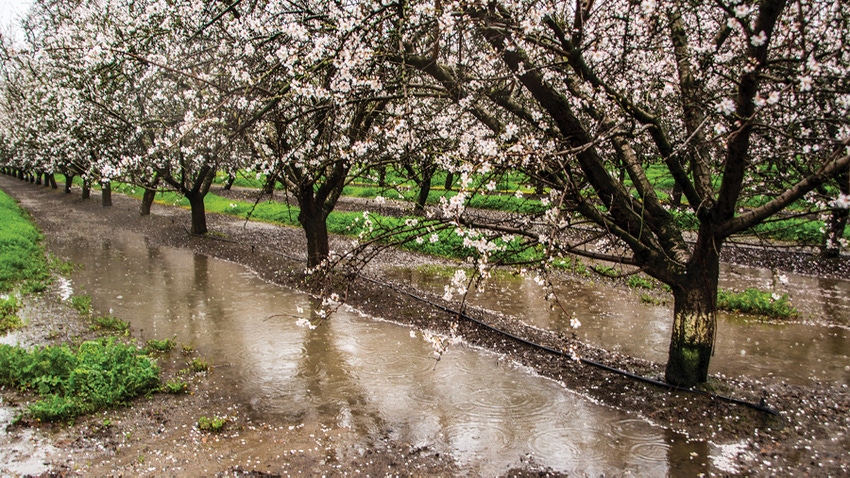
[48,230,710,475]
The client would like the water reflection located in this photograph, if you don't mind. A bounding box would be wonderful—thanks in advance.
[387,267,850,386]
[46,230,708,475]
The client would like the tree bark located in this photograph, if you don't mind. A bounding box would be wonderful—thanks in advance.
[665,237,720,387]
[444,171,454,191]
[822,170,849,258]
[187,192,208,235]
[46,173,57,189]
[81,179,91,199]
[101,181,112,207]
[64,174,74,193]
[298,203,330,268]
[414,172,433,216]
[140,188,157,215]
[223,173,235,190]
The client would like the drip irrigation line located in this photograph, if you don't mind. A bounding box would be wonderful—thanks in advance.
[359,275,781,418]
[184,226,781,417]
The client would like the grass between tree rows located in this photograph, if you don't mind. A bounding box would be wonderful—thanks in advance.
[0,186,176,423]
[111,180,803,320]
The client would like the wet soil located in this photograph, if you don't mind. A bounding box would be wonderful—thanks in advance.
[1,176,849,476]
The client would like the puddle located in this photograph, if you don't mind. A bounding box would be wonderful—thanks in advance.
[46,229,711,475]
[387,266,850,386]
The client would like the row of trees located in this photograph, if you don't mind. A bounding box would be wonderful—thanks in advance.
[2,0,849,387]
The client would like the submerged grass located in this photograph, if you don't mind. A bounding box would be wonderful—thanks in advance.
[717,288,799,320]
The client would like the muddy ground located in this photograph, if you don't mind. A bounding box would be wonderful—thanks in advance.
[1,175,848,477]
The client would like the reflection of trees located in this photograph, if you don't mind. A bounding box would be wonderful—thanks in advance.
[297,298,384,435]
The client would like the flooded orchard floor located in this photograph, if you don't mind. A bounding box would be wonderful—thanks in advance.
[42,229,710,475]
[386,264,850,386]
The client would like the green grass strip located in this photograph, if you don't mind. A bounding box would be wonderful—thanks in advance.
[0,188,50,293]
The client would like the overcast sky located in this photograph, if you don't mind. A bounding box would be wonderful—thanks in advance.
[1,0,33,43]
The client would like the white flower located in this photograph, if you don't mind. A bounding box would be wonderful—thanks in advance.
[771,293,781,301]
[714,122,729,135]
[409,330,416,339]
[799,75,813,92]
[753,94,766,107]
[716,98,736,115]
[486,180,497,191]
[831,193,850,209]
[640,0,657,15]
[429,233,439,243]
[750,30,768,47]
[734,4,751,18]
[570,316,581,329]
[586,50,604,62]
[374,195,386,205]
[777,274,789,285]
[295,318,316,330]
[767,91,781,104]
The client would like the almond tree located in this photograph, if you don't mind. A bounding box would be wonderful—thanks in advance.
[380,0,850,386]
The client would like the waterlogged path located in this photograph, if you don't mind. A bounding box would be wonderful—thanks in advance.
[387,264,850,386]
[48,228,708,475]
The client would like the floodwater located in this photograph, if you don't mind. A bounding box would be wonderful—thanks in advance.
[44,229,710,475]
[387,264,850,386]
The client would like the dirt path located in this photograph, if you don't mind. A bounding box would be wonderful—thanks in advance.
[1,175,848,476]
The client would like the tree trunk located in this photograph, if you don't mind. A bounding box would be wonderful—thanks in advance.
[297,194,330,268]
[140,188,157,215]
[665,240,720,387]
[223,173,235,190]
[187,192,208,235]
[35,172,42,185]
[64,174,74,193]
[822,170,849,258]
[101,181,112,207]
[81,179,91,199]
[414,174,432,216]
[822,207,849,258]
[46,173,57,189]
[444,172,454,191]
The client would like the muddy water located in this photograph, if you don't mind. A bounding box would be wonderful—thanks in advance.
[388,266,850,386]
[47,230,708,475]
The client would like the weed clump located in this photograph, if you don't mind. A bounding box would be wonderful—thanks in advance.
[197,415,227,432]
[717,288,799,320]
[0,338,161,421]
[144,338,176,353]
[0,295,23,334]
[70,294,92,315]
[90,315,130,333]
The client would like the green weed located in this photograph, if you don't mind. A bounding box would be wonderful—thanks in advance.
[717,288,799,320]
[628,275,655,290]
[189,357,210,372]
[144,338,176,353]
[162,379,189,394]
[70,294,92,315]
[0,295,23,334]
[0,338,160,421]
[197,415,227,432]
[90,315,130,333]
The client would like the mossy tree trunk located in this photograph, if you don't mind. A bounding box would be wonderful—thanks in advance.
[665,236,720,387]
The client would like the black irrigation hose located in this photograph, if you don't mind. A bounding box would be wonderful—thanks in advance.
[184,227,781,418]
[359,276,782,418]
